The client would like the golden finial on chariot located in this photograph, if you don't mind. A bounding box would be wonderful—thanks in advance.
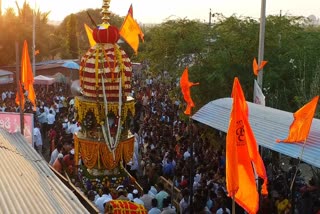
[101,0,111,23]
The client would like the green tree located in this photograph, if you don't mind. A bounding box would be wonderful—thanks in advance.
[191,15,260,107]
[138,14,320,114]
[0,8,19,65]
[0,1,52,65]
[263,15,320,111]
[140,18,208,78]
[56,9,125,58]
[62,14,79,59]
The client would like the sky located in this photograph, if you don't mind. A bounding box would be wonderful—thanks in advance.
[2,0,320,24]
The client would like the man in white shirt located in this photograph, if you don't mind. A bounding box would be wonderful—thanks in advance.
[69,98,75,106]
[95,187,112,213]
[132,189,144,206]
[140,187,154,211]
[47,110,56,130]
[183,149,191,160]
[142,93,149,106]
[216,205,230,214]
[33,123,43,156]
[1,91,6,101]
[179,188,190,214]
[148,198,161,214]
[49,143,63,165]
[37,108,48,134]
[67,119,81,135]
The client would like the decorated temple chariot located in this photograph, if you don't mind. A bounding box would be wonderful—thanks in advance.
[73,0,136,192]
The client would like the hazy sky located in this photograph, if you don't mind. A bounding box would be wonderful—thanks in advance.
[3,0,320,23]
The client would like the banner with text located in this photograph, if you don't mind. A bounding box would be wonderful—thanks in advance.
[0,112,34,145]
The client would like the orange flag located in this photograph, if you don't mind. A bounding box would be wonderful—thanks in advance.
[277,95,319,143]
[84,23,96,47]
[226,77,268,214]
[21,40,36,110]
[253,58,268,76]
[180,67,199,115]
[119,5,144,54]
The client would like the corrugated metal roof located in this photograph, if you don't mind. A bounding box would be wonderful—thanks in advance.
[0,128,90,214]
[192,97,320,168]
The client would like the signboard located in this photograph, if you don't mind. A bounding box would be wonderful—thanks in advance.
[0,112,34,145]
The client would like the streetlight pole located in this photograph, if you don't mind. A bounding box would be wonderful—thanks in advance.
[209,8,212,26]
[257,0,266,88]
[256,0,267,208]
[32,1,36,76]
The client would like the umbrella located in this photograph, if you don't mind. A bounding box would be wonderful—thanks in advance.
[62,61,80,70]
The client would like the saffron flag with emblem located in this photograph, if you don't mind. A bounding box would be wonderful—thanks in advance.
[276,95,319,143]
[253,58,267,76]
[21,40,36,110]
[226,77,268,214]
[84,23,96,47]
[180,67,199,115]
[119,4,144,54]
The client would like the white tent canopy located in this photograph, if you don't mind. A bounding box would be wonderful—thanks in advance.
[0,69,14,85]
[192,98,320,169]
[34,75,55,85]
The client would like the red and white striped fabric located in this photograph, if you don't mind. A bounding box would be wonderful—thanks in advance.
[80,43,132,101]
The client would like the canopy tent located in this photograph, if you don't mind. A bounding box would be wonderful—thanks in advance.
[34,75,55,85]
[192,97,320,169]
[0,69,14,85]
[52,72,67,83]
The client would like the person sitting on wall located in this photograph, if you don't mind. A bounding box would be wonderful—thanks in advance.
[52,153,64,174]
[63,149,75,177]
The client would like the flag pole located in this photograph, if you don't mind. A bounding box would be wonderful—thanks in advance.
[289,139,307,214]
[15,42,24,135]
[232,197,235,214]
[188,116,194,214]
[289,139,306,191]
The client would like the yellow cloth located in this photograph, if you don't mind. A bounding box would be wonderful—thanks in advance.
[74,97,135,124]
[74,136,134,170]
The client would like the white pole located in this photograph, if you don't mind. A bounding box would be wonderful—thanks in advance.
[256,0,267,203]
[257,0,266,88]
[32,1,36,76]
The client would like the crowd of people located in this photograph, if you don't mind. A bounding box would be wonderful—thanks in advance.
[0,64,319,213]
[130,72,237,213]
[0,84,78,177]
